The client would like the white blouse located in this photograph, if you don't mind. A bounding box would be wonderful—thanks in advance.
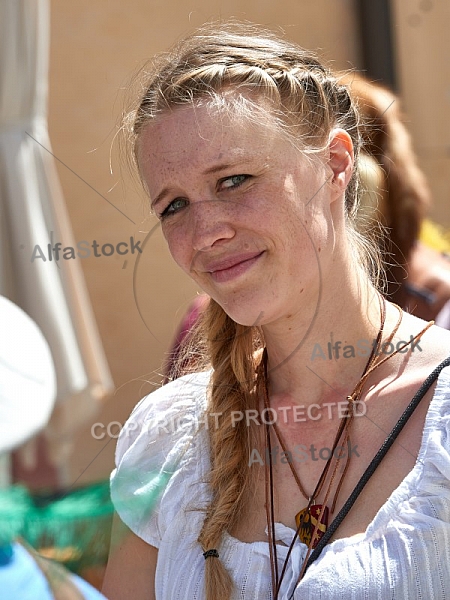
[110,367,450,599]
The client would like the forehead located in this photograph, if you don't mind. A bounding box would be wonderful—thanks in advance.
[137,102,285,176]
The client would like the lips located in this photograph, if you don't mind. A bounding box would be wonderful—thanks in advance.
[204,251,264,283]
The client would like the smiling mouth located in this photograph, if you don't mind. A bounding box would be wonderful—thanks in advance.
[207,252,264,283]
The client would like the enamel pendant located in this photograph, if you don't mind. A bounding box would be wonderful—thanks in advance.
[295,504,329,548]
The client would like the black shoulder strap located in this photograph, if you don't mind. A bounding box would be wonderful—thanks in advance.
[304,355,450,573]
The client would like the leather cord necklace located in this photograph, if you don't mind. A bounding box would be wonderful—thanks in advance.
[299,354,450,575]
[283,353,450,600]
[270,297,393,541]
[264,295,388,596]
[263,299,434,599]
[263,298,386,599]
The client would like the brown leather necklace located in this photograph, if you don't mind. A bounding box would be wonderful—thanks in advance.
[262,299,434,599]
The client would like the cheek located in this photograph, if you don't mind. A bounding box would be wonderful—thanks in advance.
[164,226,194,275]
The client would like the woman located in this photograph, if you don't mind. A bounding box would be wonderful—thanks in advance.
[103,23,450,599]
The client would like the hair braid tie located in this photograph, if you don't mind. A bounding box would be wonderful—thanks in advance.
[203,549,220,559]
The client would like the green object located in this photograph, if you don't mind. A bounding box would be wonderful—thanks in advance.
[0,486,33,545]
[0,480,114,573]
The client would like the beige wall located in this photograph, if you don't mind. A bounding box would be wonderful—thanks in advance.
[48,0,362,484]
[392,0,450,227]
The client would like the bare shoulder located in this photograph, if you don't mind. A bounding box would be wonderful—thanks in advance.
[397,311,450,373]
[102,514,158,600]
[368,310,450,419]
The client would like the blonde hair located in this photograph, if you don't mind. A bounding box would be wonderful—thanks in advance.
[127,22,378,599]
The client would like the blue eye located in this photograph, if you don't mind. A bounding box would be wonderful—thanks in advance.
[220,174,249,189]
[160,197,188,219]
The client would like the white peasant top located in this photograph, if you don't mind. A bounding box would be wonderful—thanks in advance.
[110,367,450,599]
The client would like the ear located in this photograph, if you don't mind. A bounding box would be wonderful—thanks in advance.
[328,128,354,200]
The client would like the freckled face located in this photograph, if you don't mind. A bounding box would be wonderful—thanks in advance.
[137,103,335,326]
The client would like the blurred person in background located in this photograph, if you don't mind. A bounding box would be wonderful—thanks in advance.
[343,73,450,327]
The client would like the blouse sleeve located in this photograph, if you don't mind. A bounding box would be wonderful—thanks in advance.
[110,372,210,547]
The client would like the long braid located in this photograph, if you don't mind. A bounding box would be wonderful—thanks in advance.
[197,300,262,599]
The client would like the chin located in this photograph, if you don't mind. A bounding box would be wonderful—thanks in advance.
[209,288,275,328]
[218,302,268,328]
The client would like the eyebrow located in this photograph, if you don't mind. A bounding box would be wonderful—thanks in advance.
[150,160,247,210]
[203,162,240,175]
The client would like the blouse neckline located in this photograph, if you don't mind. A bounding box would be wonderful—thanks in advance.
[219,365,450,562]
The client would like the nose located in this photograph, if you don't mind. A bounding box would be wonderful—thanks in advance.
[190,199,235,252]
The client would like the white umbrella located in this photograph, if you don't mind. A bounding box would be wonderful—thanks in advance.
[0,0,114,485]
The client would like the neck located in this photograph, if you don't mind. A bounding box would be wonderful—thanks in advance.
[261,281,386,409]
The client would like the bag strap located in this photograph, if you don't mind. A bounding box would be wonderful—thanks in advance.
[304,355,450,573]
